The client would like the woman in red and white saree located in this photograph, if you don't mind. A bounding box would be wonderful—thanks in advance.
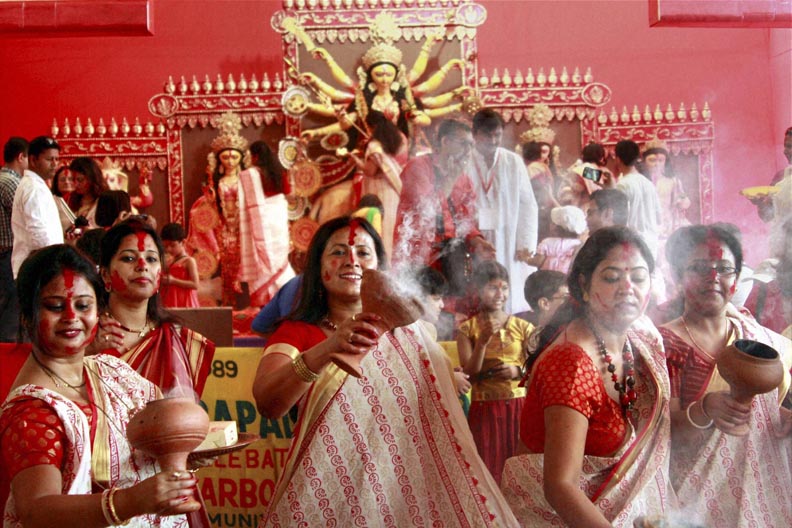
[659,224,792,527]
[1,245,197,527]
[501,227,675,527]
[93,218,215,398]
[253,217,518,527]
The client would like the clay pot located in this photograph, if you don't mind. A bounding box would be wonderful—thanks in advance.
[127,397,210,474]
[331,269,424,378]
[716,339,783,436]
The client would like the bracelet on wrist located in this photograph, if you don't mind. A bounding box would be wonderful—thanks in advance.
[101,489,115,526]
[107,487,127,525]
[292,354,320,383]
[685,400,714,429]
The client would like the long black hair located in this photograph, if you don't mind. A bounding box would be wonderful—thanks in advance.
[17,244,104,347]
[288,216,386,324]
[528,226,655,368]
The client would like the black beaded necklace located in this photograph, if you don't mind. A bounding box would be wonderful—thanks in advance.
[587,321,637,412]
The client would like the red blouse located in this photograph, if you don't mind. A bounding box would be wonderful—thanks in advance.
[660,327,715,407]
[0,396,93,480]
[520,343,627,457]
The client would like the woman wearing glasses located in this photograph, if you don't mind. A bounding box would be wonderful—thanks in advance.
[659,224,792,527]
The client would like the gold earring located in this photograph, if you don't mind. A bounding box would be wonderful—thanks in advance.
[367,82,376,93]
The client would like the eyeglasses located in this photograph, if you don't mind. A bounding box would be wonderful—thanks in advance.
[685,263,737,278]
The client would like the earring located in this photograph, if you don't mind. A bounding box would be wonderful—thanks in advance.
[582,292,590,303]
[367,82,376,93]
[105,282,112,293]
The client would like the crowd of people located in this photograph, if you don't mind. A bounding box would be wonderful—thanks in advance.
[1,114,791,527]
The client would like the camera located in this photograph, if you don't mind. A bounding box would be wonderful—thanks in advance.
[582,165,603,183]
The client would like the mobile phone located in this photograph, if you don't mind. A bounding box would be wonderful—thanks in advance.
[582,166,603,183]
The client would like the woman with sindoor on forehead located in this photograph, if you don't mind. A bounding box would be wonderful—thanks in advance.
[659,224,792,527]
[91,217,215,398]
[0,245,196,527]
[252,216,518,527]
[501,226,675,527]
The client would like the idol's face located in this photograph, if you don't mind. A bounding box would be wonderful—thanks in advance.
[370,63,397,92]
[219,149,242,174]
[644,153,667,177]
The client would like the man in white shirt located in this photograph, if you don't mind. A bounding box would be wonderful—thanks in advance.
[11,136,64,276]
[469,109,539,313]
[614,140,662,259]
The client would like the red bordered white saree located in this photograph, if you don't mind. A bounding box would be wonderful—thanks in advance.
[501,320,675,527]
[259,320,518,527]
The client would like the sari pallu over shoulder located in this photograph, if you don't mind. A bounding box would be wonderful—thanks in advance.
[260,321,519,527]
[666,306,792,528]
[501,323,675,527]
[2,355,186,528]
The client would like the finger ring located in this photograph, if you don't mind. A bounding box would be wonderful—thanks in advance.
[104,335,110,342]
[170,471,181,480]
[352,314,357,321]
[348,333,354,344]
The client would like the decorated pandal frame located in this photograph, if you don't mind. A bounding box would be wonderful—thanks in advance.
[51,0,715,239]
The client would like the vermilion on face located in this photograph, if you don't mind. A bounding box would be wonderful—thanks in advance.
[585,244,651,332]
[320,227,378,300]
[105,232,162,302]
[37,271,98,356]
[682,240,737,315]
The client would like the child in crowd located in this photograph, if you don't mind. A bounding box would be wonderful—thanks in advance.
[160,222,200,308]
[524,205,586,273]
[416,267,472,414]
[515,270,568,327]
[457,261,533,484]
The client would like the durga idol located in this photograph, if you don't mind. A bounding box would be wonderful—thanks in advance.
[187,112,295,308]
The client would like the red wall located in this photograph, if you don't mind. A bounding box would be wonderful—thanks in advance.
[1,0,789,263]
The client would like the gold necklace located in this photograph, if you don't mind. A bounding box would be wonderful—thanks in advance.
[680,315,730,362]
[31,351,86,391]
[105,311,151,338]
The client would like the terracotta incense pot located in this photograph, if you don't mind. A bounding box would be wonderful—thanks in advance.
[716,339,783,436]
[331,269,424,378]
[127,397,210,496]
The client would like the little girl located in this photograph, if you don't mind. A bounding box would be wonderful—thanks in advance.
[457,261,533,484]
[160,222,200,308]
[524,204,586,273]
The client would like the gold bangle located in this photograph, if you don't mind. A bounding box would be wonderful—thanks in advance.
[292,354,319,383]
[685,400,713,429]
[107,487,126,525]
[100,489,114,526]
